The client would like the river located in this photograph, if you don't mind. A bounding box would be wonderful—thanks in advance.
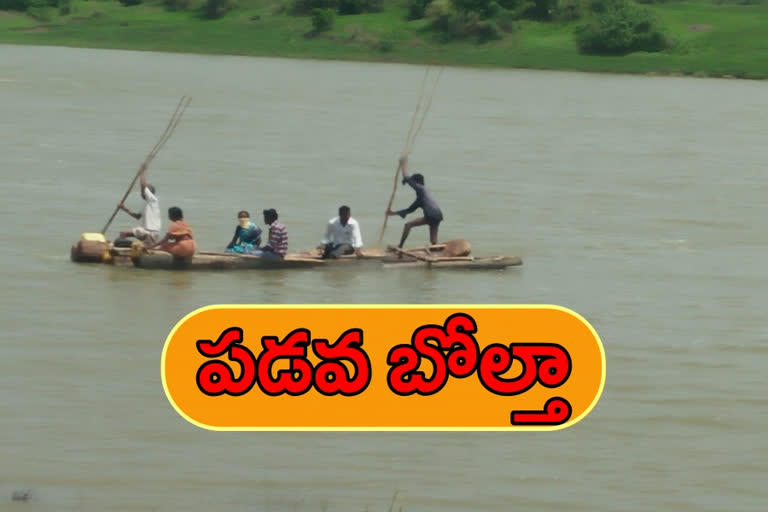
[1,43,766,511]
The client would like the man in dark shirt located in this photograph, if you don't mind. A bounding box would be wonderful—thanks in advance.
[386,156,443,248]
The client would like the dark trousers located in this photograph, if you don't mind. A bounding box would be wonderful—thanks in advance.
[322,243,353,259]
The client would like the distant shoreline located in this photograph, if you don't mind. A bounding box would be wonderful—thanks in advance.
[2,0,767,80]
[2,40,765,82]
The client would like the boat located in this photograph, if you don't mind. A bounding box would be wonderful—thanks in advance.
[381,255,522,270]
[131,250,328,270]
[380,245,522,270]
[70,233,522,271]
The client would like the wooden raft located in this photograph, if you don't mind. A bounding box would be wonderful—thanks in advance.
[131,251,328,270]
[381,255,522,270]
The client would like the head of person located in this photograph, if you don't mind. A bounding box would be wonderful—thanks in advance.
[238,210,250,228]
[338,205,351,226]
[263,208,278,225]
[402,173,425,186]
[168,206,183,222]
[141,184,156,200]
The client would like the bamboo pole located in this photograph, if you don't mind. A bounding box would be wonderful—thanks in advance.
[377,67,431,247]
[101,95,192,235]
[377,67,444,247]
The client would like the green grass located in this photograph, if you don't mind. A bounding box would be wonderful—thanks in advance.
[1,0,768,78]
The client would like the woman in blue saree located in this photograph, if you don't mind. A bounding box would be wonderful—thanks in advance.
[226,210,262,253]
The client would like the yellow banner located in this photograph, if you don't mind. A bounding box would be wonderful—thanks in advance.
[162,305,605,431]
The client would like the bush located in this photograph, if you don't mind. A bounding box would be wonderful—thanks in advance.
[407,0,433,18]
[311,7,335,30]
[164,0,192,11]
[201,0,233,18]
[24,0,58,18]
[118,0,142,5]
[473,18,502,40]
[494,8,516,30]
[455,0,563,20]
[291,0,338,14]
[292,0,380,15]
[378,39,395,51]
[428,1,502,42]
[452,0,493,13]
[552,0,584,20]
[0,0,30,10]
[575,0,669,55]
[521,0,557,19]
[337,0,382,13]
[0,0,76,9]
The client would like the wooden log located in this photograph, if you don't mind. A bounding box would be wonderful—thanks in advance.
[70,239,109,263]
[393,239,472,257]
[284,243,464,261]
[380,255,472,264]
[132,250,328,270]
[387,245,436,262]
[382,255,522,270]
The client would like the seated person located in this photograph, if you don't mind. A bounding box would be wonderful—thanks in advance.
[319,205,364,259]
[145,206,197,258]
[226,210,262,253]
[244,208,287,261]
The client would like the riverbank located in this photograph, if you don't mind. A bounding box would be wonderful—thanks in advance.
[2,0,767,79]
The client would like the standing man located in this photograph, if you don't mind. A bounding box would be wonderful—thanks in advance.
[386,155,443,248]
[117,163,161,244]
[320,205,364,259]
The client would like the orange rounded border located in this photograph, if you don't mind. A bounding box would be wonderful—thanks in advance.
[161,304,606,431]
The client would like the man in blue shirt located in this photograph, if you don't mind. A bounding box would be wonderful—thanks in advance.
[386,156,444,248]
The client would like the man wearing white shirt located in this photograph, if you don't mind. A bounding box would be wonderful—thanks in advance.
[320,205,364,259]
[117,164,162,243]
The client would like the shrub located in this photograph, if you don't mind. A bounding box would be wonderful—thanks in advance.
[291,0,338,14]
[555,0,586,21]
[452,0,492,13]
[337,0,382,13]
[23,0,59,18]
[575,0,669,55]
[522,0,557,19]
[473,18,502,40]
[118,0,142,5]
[428,1,502,42]
[455,0,564,21]
[407,0,433,18]
[201,0,233,18]
[164,0,192,11]
[378,39,395,51]
[496,0,523,9]
[494,8,516,30]
[0,0,30,10]
[311,7,335,31]
[552,0,584,20]
[292,0,380,15]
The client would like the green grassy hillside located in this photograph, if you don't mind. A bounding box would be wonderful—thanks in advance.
[2,0,767,78]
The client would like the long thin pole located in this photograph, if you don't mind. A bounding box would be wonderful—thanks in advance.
[377,68,431,247]
[377,67,443,247]
[101,96,191,234]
